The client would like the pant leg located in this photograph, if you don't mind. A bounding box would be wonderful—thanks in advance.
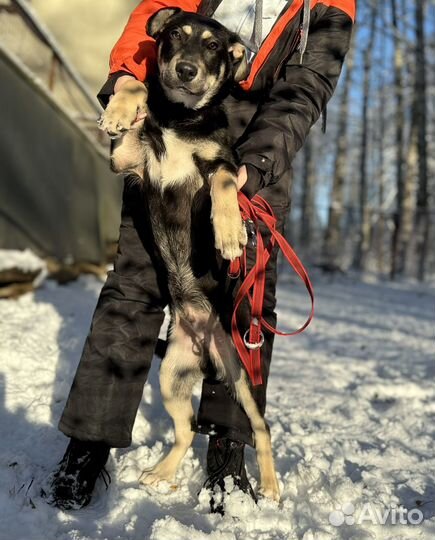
[59,177,169,448]
[195,204,289,447]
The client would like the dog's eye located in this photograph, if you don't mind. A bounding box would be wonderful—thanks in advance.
[207,41,219,50]
[170,29,181,40]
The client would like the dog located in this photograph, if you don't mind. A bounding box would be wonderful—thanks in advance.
[99,8,280,502]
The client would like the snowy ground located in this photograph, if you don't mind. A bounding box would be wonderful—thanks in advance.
[0,268,434,540]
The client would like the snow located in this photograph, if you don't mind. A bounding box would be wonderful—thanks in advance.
[0,249,46,274]
[0,249,47,287]
[0,271,434,540]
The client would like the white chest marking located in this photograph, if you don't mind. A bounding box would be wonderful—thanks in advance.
[145,129,219,189]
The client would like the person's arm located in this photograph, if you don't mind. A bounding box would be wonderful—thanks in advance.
[235,4,355,198]
[98,0,201,107]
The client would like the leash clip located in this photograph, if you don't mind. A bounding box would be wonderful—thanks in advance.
[228,267,241,279]
[244,219,257,247]
[228,257,241,279]
[243,328,264,350]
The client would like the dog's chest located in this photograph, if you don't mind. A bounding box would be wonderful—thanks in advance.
[144,129,201,188]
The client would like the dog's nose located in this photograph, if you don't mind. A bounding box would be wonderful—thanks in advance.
[176,62,198,82]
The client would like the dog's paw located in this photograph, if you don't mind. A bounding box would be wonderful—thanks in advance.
[213,207,248,261]
[139,464,176,487]
[258,478,280,502]
[98,80,147,138]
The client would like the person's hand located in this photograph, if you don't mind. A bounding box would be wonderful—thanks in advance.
[98,77,148,137]
[237,165,248,191]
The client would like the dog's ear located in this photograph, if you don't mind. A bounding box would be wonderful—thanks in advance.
[147,7,181,39]
[229,41,249,82]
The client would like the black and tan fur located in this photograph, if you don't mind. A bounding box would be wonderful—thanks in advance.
[99,8,280,501]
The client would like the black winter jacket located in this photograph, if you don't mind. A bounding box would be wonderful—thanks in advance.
[98,0,355,206]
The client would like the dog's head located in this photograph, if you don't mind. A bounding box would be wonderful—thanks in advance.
[147,8,248,109]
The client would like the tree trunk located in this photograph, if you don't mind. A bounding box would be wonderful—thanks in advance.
[375,11,387,275]
[353,4,378,270]
[300,135,316,248]
[390,0,407,278]
[402,116,418,275]
[414,0,430,281]
[323,43,355,266]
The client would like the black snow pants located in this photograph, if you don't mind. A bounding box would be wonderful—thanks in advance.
[59,100,290,448]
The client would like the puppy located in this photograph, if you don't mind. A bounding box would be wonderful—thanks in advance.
[99,8,280,502]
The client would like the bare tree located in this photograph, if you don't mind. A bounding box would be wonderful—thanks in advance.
[414,0,430,281]
[299,135,316,248]
[373,9,388,275]
[353,3,378,270]
[390,0,407,278]
[402,112,419,275]
[323,43,355,266]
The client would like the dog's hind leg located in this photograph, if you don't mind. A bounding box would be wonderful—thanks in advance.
[208,323,280,502]
[140,317,203,487]
[233,371,280,502]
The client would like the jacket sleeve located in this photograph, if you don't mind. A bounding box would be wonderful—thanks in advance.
[235,6,355,199]
[98,0,201,106]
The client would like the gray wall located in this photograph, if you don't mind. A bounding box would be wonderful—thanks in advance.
[0,47,122,263]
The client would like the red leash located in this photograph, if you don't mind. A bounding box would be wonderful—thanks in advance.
[229,192,315,386]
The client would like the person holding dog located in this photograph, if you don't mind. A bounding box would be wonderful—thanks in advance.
[47,0,355,512]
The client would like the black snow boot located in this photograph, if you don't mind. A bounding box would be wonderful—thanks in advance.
[43,438,111,510]
[203,436,256,514]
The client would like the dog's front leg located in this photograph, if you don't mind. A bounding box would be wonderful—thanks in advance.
[98,79,148,138]
[210,166,248,261]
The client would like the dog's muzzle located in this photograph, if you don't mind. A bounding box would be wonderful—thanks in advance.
[175,61,198,83]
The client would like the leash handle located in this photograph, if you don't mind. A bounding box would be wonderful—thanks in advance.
[231,192,315,385]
